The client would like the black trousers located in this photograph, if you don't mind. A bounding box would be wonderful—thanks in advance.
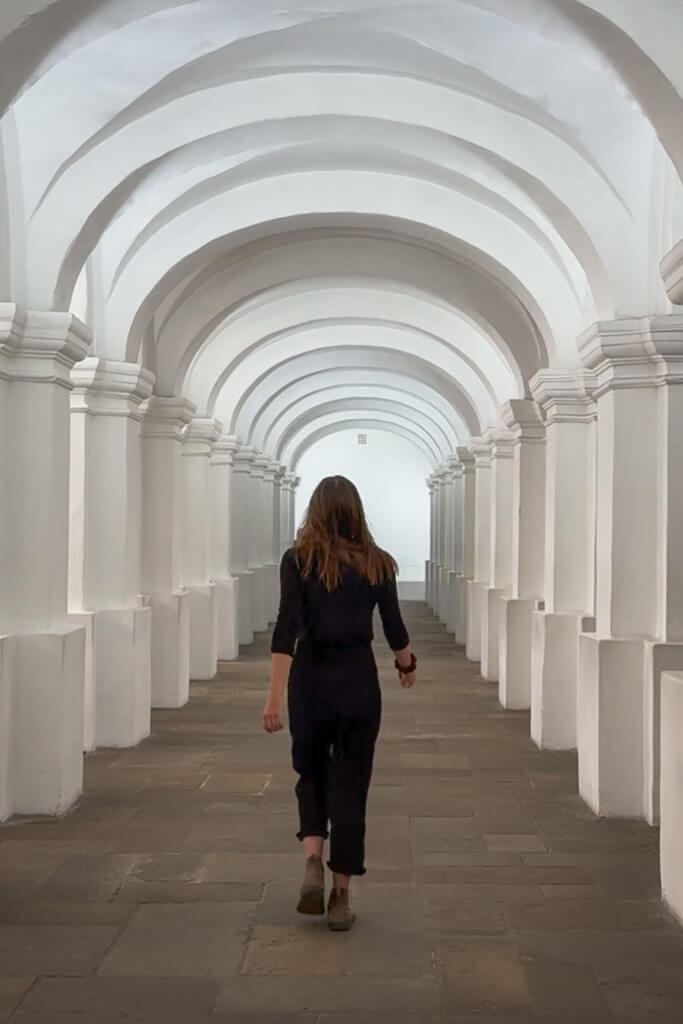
[291,713,380,876]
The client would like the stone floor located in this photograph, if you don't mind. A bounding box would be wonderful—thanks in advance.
[1,602,682,1023]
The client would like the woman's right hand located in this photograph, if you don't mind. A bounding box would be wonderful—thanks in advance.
[263,696,284,733]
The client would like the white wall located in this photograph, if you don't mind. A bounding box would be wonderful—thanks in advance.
[295,429,430,582]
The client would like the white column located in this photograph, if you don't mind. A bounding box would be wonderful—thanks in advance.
[498,400,546,709]
[661,671,683,923]
[279,473,291,557]
[248,455,269,633]
[577,317,683,821]
[231,445,255,646]
[426,476,437,611]
[261,460,279,624]
[69,359,154,749]
[438,467,454,625]
[210,436,239,662]
[481,428,515,683]
[446,457,463,635]
[289,475,301,545]
[466,438,491,662]
[528,371,596,752]
[181,417,222,681]
[0,305,89,818]
[455,449,475,645]
[140,396,194,709]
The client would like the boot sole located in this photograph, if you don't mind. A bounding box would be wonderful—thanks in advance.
[328,915,356,932]
[297,887,325,915]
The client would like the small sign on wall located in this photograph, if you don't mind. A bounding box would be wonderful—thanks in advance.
[357,433,368,445]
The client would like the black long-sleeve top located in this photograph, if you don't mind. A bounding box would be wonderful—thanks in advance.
[271,548,410,658]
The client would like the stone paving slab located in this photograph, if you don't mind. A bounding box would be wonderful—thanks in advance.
[0,603,680,1021]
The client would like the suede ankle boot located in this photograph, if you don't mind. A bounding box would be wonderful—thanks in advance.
[297,855,325,915]
[327,887,356,931]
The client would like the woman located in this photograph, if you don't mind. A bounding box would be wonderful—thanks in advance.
[263,475,417,931]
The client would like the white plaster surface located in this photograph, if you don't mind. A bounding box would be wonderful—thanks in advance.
[661,671,683,923]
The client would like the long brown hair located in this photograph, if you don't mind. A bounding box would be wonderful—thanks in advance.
[294,476,397,591]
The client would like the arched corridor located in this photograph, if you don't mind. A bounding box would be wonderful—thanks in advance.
[1,0,683,1014]
[2,605,681,1022]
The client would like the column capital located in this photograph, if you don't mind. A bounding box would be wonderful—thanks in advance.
[70,358,155,419]
[529,369,597,424]
[233,444,256,474]
[447,454,464,478]
[284,473,301,491]
[500,399,546,444]
[485,426,516,460]
[0,304,91,387]
[182,417,223,457]
[263,460,280,483]
[272,462,286,482]
[251,453,270,479]
[140,396,196,439]
[662,238,683,305]
[578,315,683,394]
[456,447,475,473]
[469,436,492,468]
[211,434,240,466]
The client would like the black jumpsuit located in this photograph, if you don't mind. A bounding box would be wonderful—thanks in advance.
[271,549,410,877]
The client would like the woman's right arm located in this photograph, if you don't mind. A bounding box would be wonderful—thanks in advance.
[265,550,304,732]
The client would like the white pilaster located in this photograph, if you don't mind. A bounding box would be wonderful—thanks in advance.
[481,428,515,683]
[0,304,90,818]
[437,466,453,625]
[661,671,683,923]
[426,476,437,611]
[498,400,546,709]
[181,417,222,681]
[210,436,239,662]
[528,370,597,752]
[231,446,255,646]
[140,396,194,708]
[69,358,154,749]
[261,460,280,624]
[466,437,491,662]
[249,454,269,633]
[577,316,683,821]
[446,457,463,635]
[455,449,475,645]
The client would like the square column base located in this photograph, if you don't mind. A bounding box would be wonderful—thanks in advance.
[438,566,450,625]
[149,592,190,709]
[187,584,218,681]
[428,561,438,611]
[0,638,11,821]
[249,566,267,634]
[578,633,646,818]
[236,571,254,647]
[264,563,279,624]
[661,671,683,924]
[214,577,239,661]
[455,575,469,646]
[69,612,95,752]
[5,626,86,817]
[643,642,683,824]
[446,570,458,634]
[91,607,151,748]
[466,580,483,662]
[530,611,586,750]
[499,597,538,710]
[481,587,508,683]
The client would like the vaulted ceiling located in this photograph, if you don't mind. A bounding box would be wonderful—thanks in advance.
[2,0,682,468]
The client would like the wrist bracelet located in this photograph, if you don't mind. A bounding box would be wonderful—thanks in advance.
[395,653,417,674]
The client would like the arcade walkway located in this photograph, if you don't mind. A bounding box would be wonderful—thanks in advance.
[0,604,680,1023]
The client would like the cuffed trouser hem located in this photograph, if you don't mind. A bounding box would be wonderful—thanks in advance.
[327,859,366,877]
[297,829,329,841]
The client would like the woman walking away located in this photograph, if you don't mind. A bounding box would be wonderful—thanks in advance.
[263,475,417,931]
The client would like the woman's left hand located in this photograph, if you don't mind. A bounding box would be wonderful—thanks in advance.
[398,670,416,689]
[263,696,284,733]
